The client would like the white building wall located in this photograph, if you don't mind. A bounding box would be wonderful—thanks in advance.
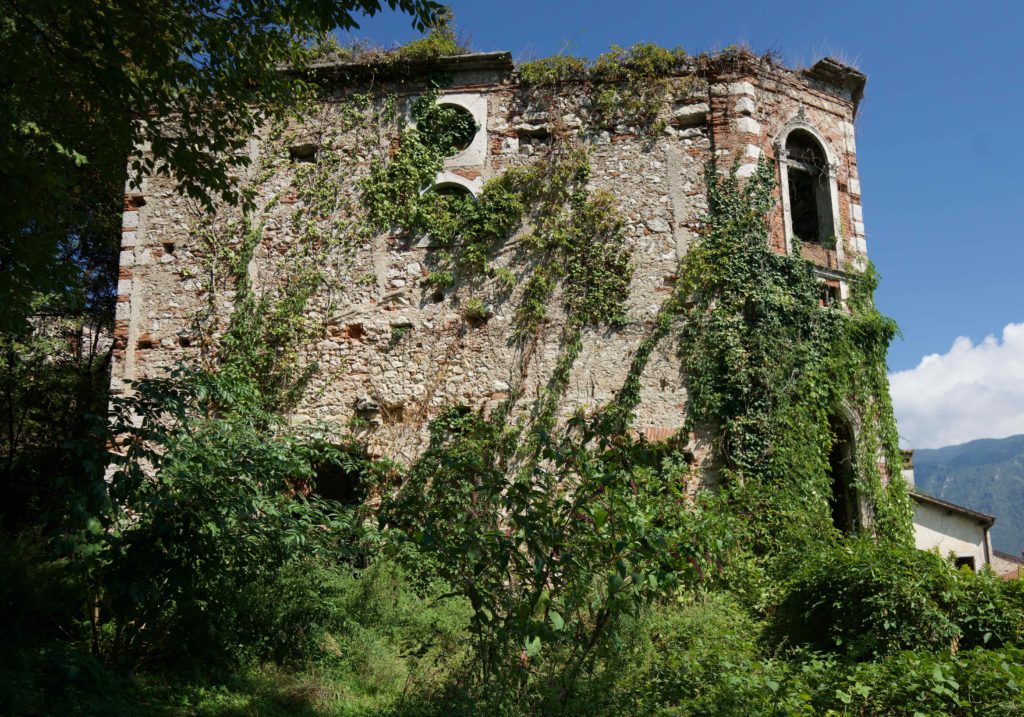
[913,502,991,569]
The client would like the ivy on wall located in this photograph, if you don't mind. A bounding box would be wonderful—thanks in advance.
[360,88,633,338]
[188,73,911,555]
[671,158,912,550]
[152,50,918,699]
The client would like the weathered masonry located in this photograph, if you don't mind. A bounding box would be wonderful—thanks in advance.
[112,50,869,465]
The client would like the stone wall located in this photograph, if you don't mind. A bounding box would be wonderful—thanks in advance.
[111,51,868,464]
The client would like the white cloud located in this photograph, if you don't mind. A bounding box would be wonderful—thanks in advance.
[888,323,1024,448]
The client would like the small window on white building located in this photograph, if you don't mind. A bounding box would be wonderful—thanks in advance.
[954,556,976,572]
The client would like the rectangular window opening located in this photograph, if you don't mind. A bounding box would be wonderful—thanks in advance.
[954,556,977,571]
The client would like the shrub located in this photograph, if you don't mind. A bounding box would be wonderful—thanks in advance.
[772,538,1024,660]
[63,370,373,666]
[601,593,772,714]
[773,538,960,658]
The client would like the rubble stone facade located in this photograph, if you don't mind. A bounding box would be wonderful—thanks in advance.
[112,51,868,464]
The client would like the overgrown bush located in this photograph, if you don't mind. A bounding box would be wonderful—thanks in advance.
[773,537,1024,660]
[57,369,373,666]
[382,406,734,703]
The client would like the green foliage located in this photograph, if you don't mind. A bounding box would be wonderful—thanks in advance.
[6,20,1011,715]
[392,7,466,61]
[517,55,590,84]
[674,159,912,552]
[362,94,632,337]
[207,214,323,413]
[64,369,367,664]
[361,88,470,232]
[324,560,472,699]
[588,594,816,717]
[383,406,733,702]
[0,0,440,330]
[820,646,1024,717]
[1,321,112,527]
[774,538,1024,660]
[518,43,688,131]
[774,538,960,659]
[390,325,412,345]
[460,297,488,323]
[0,544,472,716]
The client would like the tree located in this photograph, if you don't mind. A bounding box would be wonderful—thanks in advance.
[0,0,440,330]
[0,0,440,530]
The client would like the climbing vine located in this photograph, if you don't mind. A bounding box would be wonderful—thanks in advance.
[187,96,379,413]
[184,53,911,556]
[360,92,632,337]
[136,36,919,704]
[669,158,913,551]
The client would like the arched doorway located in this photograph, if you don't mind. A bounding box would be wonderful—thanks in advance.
[827,415,859,533]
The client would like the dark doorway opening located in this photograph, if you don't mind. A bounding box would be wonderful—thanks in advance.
[828,415,858,533]
[310,459,364,506]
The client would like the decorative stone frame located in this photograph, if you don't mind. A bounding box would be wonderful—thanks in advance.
[412,172,483,249]
[435,92,488,169]
[774,120,843,262]
[430,170,483,196]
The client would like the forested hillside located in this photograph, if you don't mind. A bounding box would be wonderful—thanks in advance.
[914,434,1024,557]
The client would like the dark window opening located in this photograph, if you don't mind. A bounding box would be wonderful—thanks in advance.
[788,168,820,243]
[821,282,841,307]
[828,415,858,534]
[288,143,318,162]
[785,130,834,247]
[429,182,474,199]
[310,459,364,506]
[955,556,977,571]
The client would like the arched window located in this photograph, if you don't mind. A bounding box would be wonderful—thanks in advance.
[776,124,842,258]
[428,181,475,199]
[828,415,859,534]
[784,129,835,246]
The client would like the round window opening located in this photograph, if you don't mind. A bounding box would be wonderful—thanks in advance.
[419,103,477,157]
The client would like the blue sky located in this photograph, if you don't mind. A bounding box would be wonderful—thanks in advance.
[349,1,1024,446]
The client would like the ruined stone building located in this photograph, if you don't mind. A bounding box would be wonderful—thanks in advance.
[111,49,871,501]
